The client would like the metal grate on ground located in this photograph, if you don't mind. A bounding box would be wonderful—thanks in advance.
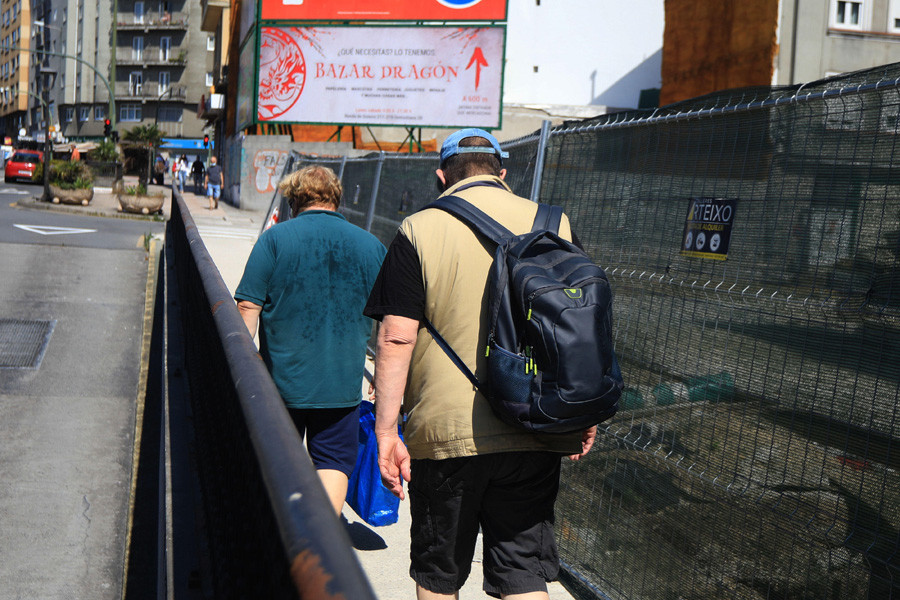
[0,319,56,369]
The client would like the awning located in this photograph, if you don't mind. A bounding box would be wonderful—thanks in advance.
[160,138,214,150]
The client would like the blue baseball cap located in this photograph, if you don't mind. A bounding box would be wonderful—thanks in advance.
[440,128,509,165]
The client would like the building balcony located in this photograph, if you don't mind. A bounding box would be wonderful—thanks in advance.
[199,92,224,121]
[201,0,229,32]
[115,84,187,101]
[116,16,189,32]
[116,53,187,68]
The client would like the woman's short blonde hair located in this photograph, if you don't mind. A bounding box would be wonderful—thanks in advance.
[279,165,342,216]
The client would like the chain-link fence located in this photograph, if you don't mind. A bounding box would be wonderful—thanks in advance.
[275,62,900,599]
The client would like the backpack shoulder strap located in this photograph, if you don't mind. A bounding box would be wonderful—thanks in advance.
[531,203,564,234]
[422,319,482,391]
[425,195,513,245]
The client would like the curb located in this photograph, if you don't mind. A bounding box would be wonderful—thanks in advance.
[12,197,168,222]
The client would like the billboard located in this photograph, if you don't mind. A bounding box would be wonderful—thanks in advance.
[256,26,505,129]
[260,0,508,22]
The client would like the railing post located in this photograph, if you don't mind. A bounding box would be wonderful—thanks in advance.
[364,152,385,233]
[338,155,348,181]
[529,119,553,203]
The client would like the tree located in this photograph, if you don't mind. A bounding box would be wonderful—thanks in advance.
[86,139,119,162]
[122,124,166,185]
[123,123,165,148]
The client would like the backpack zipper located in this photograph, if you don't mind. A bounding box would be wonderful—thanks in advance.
[525,275,608,304]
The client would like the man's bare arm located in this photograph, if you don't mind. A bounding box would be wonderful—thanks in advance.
[373,314,419,500]
[237,300,262,339]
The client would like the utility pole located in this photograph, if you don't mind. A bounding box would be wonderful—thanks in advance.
[36,7,52,201]
[110,0,117,132]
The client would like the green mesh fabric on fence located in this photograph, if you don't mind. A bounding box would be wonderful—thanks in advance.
[281,62,900,599]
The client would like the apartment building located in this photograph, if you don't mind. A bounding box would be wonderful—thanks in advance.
[662,0,900,105]
[1,0,215,143]
[0,0,30,139]
[777,0,900,84]
[113,0,214,141]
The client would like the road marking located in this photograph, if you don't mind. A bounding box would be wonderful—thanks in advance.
[13,224,97,235]
[196,226,258,241]
[0,187,30,195]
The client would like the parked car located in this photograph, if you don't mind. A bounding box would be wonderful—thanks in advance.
[4,150,43,183]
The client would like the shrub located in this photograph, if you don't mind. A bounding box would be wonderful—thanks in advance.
[123,183,148,195]
[47,160,94,190]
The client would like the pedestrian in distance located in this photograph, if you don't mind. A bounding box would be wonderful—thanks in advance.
[204,155,223,209]
[153,156,167,186]
[177,154,189,193]
[235,165,386,515]
[191,156,205,193]
[364,128,597,600]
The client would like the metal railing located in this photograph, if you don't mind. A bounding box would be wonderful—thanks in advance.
[273,61,900,599]
[167,191,377,599]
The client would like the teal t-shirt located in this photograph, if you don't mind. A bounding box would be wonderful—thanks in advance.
[234,210,386,409]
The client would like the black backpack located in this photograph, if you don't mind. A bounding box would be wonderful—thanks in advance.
[423,193,623,433]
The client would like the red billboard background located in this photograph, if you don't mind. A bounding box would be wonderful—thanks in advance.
[261,0,507,22]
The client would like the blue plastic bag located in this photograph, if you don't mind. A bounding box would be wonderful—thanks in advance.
[345,401,400,527]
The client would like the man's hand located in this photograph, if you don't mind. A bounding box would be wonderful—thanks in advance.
[568,426,597,461]
[376,432,411,500]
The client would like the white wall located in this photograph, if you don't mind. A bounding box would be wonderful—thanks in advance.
[503,0,664,109]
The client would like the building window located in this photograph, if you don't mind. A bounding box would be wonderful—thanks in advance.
[120,104,142,122]
[134,1,144,24]
[206,72,214,87]
[79,106,89,121]
[832,1,866,30]
[157,106,181,122]
[64,107,74,122]
[133,36,144,61]
[160,37,171,61]
[94,106,104,120]
[159,71,170,94]
[129,71,143,96]
[207,35,215,51]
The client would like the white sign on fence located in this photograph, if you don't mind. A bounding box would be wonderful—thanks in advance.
[257,26,505,129]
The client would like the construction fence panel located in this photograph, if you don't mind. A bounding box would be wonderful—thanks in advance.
[285,62,900,599]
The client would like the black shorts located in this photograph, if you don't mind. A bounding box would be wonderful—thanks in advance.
[408,451,562,597]
[287,405,359,477]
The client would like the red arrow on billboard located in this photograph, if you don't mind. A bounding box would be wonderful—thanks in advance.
[466,47,488,91]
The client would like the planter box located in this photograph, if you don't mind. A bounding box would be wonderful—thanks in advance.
[50,184,93,206]
[118,193,165,215]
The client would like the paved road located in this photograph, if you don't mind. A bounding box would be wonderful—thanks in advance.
[0,183,162,599]
[0,183,163,249]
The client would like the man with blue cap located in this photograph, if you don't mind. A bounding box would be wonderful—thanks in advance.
[364,129,594,599]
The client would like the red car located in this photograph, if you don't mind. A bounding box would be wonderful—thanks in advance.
[4,150,43,183]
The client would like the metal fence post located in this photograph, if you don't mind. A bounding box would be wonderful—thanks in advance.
[364,152,385,232]
[338,155,348,181]
[529,120,553,203]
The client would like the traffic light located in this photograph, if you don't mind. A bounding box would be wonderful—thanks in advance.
[103,118,111,137]
[203,134,209,148]
[111,130,119,142]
